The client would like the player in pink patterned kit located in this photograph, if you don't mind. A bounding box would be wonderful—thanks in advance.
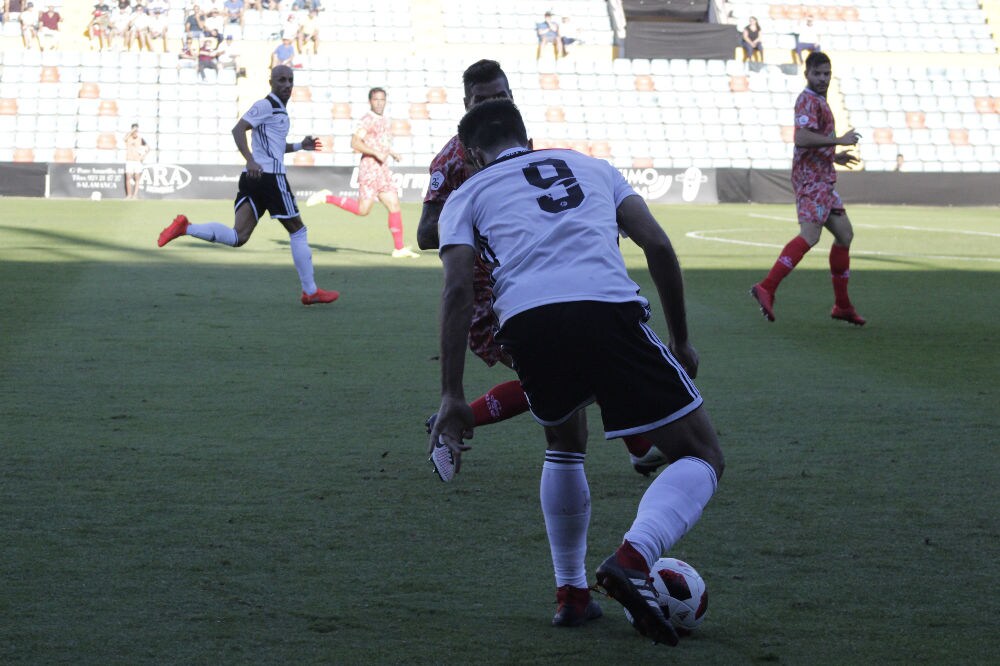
[306,87,419,258]
[750,51,866,326]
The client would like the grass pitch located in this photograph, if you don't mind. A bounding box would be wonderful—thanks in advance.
[1,198,997,664]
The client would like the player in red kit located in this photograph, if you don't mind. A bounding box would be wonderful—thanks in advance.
[307,87,419,258]
[750,51,866,326]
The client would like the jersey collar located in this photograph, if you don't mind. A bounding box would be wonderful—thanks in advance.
[268,93,287,110]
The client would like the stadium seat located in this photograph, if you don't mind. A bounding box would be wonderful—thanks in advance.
[53,148,76,163]
[873,128,894,144]
[97,133,117,150]
[906,111,927,129]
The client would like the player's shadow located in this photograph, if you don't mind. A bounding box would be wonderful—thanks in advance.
[271,239,390,257]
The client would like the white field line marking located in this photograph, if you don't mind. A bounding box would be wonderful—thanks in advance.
[686,228,1000,263]
[747,212,1000,237]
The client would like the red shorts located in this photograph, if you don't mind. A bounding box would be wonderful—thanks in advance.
[795,181,846,225]
[468,259,507,367]
[358,158,394,201]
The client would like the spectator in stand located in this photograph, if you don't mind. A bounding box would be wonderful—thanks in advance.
[217,33,246,78]
[292,0,321,9]
[894,153,905,172]
[178,35,198,68]
[271,35,295,67]
[559,15,579,57]
[204,7,225,42]
[20,2,39,49]
[184,4,206,43]
[297,8,319,54]
[535,11,559,61]
[110,3,133,50]
[280,10,298,44]
[128,5,151,51]
[147,0,170,52]
[741,16,764,63]
[248,0,283,10]
[223,0,244,38]
[37,4,60,51]
[198,35,220,80]
[791,13,821,66]
[87,3,112,51]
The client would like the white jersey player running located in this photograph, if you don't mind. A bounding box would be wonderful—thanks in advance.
[430,99,725,643]
[156,65,339,305]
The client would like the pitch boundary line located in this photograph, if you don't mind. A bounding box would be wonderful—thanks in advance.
[685,228,1000,263]
[747,212,1000,238]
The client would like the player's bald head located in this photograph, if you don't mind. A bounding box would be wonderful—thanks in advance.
[270,65,293,81]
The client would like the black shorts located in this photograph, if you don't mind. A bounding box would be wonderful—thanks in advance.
[234,172,299,220]
[496,300,703,439]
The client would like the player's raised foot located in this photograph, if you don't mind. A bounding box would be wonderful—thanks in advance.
[305,189,333,207]
[157,214,189,247]
[391,246,420,259]
[429,437,456,482]
[596,552,678,646]
[749,283,775,322]
[552,585,603,627]
[630,447,670,476]
[301,288,340,305]
[830,305,866,326]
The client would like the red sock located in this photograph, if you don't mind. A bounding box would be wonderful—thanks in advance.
[388,211,404,250]
[623,434,653,458]
[829,243,853,308]
[760,235,811,293]
[615,540,649,574]
[327,196,360,214]
[470,380,530,426]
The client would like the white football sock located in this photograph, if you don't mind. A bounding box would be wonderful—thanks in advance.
[288,226,317,294]
[623,456,718,569]
[540,450,590,589]
[185,222,237,246]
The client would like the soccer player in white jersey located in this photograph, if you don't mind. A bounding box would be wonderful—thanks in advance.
[430,99,725,644]
[157,65,339,305]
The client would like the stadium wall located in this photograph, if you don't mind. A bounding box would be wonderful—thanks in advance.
[0,163,47,197]
[716,169,1000,207]
[1,163,996,207]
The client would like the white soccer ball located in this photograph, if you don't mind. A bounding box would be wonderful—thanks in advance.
[650,557,708,631]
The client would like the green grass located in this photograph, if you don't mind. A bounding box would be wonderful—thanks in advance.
[1,198,997,664]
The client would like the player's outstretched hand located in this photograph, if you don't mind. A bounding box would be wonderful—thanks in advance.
[839,128,862,146]
[669,340,700,379]
[427,396,474,474]
[834,151,860,168]
[302,136,322,151]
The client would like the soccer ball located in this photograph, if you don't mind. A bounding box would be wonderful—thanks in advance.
[651,557,708,632]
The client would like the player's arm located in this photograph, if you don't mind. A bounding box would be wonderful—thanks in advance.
[616,194,698,378]
[794,126,861,148]
[428,243,476,465]
[350,131,386,162]
[232,117,262,177]
[416,200,443,250]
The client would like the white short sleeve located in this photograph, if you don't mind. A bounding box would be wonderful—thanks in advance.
[608,160,638,206]
[241,99,272,129]
[437,187,476,251]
